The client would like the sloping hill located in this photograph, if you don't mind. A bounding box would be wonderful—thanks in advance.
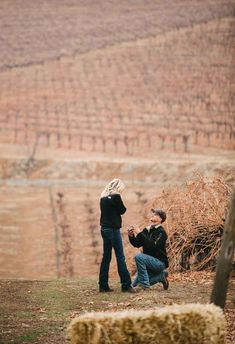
[0,0,234,70]
[0,0,234,155]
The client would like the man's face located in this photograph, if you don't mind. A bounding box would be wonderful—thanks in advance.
[150,213,162,224]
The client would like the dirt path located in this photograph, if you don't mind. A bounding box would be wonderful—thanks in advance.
[0,272,234,344]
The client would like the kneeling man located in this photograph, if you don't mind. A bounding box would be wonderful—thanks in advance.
[128,208,169,290]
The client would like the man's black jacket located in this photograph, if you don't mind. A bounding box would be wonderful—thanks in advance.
[129,225,169,268]
[100,194,126,229]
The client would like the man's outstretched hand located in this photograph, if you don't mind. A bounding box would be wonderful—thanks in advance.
[127,225,141,236]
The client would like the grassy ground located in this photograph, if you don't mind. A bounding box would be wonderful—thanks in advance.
[0,272,234,344]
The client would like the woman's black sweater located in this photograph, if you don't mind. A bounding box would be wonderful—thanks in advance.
[100,194,126,229]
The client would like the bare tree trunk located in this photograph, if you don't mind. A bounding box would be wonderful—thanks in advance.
[48,187,61,278]
[23,132,41,176]
[56,192,74,277]
[210,188,235,309]
[26,132,40,166]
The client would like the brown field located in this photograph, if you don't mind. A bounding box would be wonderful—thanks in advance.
[0,0,234,156]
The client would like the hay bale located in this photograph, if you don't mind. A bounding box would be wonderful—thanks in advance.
[68,303,225,344]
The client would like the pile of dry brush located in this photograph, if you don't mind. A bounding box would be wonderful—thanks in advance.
[132,174,233,273]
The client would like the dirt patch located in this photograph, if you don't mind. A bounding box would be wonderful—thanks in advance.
[0,272,234,344]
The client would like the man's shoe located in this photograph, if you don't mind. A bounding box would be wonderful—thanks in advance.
[162,271,169,290]
[122,286,137,293]
[134,284,151,291]
[99,287,114,293]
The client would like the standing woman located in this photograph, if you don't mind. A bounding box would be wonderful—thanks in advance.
[99,179,135,293]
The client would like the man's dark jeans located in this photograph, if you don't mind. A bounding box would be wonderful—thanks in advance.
[99,227,131,291]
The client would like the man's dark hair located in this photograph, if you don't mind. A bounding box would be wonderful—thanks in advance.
[151,208,167,223]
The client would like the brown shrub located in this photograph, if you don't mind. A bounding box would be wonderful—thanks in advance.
[126,174,233,273]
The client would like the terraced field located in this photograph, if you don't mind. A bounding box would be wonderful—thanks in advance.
[0,0,234,156]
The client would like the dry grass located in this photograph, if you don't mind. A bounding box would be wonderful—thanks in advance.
[0,274,234,343]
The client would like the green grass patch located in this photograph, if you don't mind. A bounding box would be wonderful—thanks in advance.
[15,311,35,319]
[31,279,86,321]
[13,330,42,343]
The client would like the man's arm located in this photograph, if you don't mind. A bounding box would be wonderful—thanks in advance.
[128,234,143,247]
[128,226,144,248]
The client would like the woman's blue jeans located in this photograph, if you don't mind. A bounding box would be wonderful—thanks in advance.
[132,252,166,288]
[99,227,131,291]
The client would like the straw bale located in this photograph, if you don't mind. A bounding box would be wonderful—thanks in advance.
[68,303,225,344]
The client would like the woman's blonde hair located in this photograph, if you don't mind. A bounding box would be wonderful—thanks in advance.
[100,179,125,198]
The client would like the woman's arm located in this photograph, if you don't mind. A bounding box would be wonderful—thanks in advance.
[113,194,126,214]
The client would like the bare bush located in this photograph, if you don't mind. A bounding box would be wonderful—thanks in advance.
[126,174,234,273]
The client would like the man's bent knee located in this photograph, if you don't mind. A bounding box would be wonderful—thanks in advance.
[135,252,144,262]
